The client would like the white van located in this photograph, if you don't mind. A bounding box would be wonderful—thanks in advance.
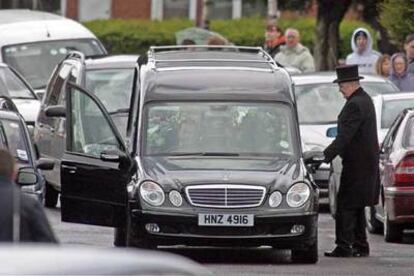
[0,9,107,98]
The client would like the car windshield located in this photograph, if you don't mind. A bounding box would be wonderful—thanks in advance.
[144,102,296,157]
[85,68,134,113]
[0,119,29,164]
[382,98,414,129]
[0,67,35,99]
[295,82,398,124]
[2,39,105,89]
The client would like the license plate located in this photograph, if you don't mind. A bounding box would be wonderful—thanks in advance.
[198,214,254,227]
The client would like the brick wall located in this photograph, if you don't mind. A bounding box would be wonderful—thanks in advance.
[111,0,151,19]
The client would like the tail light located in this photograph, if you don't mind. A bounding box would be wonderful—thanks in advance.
[395,154,414,185]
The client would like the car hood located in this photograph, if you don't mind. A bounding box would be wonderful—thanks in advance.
[12,99,40,123]
[140,156,305,192]
[300,124,335,151]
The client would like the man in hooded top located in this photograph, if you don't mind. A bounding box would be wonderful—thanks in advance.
[346,28,381,74]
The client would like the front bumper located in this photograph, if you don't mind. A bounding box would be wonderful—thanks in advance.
[130,209,318,249]
[385,187,414,223]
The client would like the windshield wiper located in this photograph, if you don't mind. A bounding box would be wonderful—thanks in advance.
[109,108,129,115]
[169,152,240,157]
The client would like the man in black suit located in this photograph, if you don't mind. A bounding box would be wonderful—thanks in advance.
[324,65,380,257]
[0,149,57,242]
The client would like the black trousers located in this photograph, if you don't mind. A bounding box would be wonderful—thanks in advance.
[335,207,369,252]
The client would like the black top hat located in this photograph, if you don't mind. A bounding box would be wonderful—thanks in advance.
[333,64,364,83]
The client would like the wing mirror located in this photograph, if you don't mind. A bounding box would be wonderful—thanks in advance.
[16,170,38,186]
[36,158,55,170]
[326,126,338,138]
[35,90,45,101]
[45,105,66,118]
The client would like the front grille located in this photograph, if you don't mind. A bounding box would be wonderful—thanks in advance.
[185,185,266,208]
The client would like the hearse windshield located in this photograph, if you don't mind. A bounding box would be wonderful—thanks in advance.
[143,102,297,158]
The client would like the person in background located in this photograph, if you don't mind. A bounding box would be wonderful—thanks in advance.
[264,23,285,57]
[388,52,414,91]
[346,28,381,74]
[274,28,315,73]
[207,35,227,46]
[404,34,414,74]
[0,149,57,243]
[375,54,391,78]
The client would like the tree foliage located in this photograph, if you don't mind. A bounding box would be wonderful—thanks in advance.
[379,0,414,46]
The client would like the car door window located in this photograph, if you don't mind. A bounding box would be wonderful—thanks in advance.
[382,114,404,154]
[69,85,121,158]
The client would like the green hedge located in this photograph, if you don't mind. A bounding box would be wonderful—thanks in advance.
[84,17,375,59]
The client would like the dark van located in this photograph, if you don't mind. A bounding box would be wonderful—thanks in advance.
[46,46,323,263]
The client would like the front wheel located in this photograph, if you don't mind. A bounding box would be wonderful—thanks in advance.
[291,238,318,264]
[384,204,403,243]
[365,206,382,234]
[44,182,59,208]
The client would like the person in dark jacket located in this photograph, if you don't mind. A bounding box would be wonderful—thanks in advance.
[0,149,57,243]
[323,65,380,258]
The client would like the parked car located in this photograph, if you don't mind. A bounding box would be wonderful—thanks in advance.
[363,108,414,242]
[329,92,414,217]
[0,9,106,98]
[0,245,210,275]
[46,46,323,263]
[34,53,139,208]
[0,110,53,201]
[0,62,40,125]
[293,72,399,199]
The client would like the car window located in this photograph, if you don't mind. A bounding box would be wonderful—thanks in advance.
[382,113,404,153]
[2,39,104,90]
[0,67,35,99]
[381,99,414,129]
[0,119,29,164]
[295,81,398,125]
[85,69,134,113]
[144,102,296,157]
[46,63,73,106]
[69,85,121,158]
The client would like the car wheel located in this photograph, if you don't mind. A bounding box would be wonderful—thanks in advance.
[113,226,126,247]
[291,238,318,264]
[328,173,337,219]
[126,214,155,249]
[365,206,382,234]
[44,182,59,208]
[384,204,403,243]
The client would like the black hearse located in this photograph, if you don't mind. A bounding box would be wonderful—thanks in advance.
[46,46,322,263]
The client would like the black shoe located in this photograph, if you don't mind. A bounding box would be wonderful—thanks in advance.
[324,247,353,257]
[352,248,369,257]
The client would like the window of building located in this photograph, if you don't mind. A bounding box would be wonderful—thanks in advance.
[242,0,267,17]
[208,0,233,19]
[163,0,190,19]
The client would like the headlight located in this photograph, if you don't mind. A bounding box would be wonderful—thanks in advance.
[169,190,183,207]
[268,191,283,208]
[139,181,165,206]
[286,183,310,208]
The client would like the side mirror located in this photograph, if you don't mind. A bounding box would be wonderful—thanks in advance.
[326,127,338,138]
[36,158,55,170]
[45,105,66,118]
[17,170,38,186]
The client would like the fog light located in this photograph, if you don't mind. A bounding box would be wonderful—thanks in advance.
[145,223,160,233]
[290,224,305,234]
[169,190,183,207]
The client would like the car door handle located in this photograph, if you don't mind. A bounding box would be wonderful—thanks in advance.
[62,165,77,174]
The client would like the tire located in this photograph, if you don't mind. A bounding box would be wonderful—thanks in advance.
[126,214,155,249]
[365,206,382,234]
[384,204,403,243]
[113,226,126,247]
[44,182,59,208]
[328,173,337,219]
[291,238,318,264]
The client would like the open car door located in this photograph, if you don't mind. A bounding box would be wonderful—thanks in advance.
[60,82,134,227]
